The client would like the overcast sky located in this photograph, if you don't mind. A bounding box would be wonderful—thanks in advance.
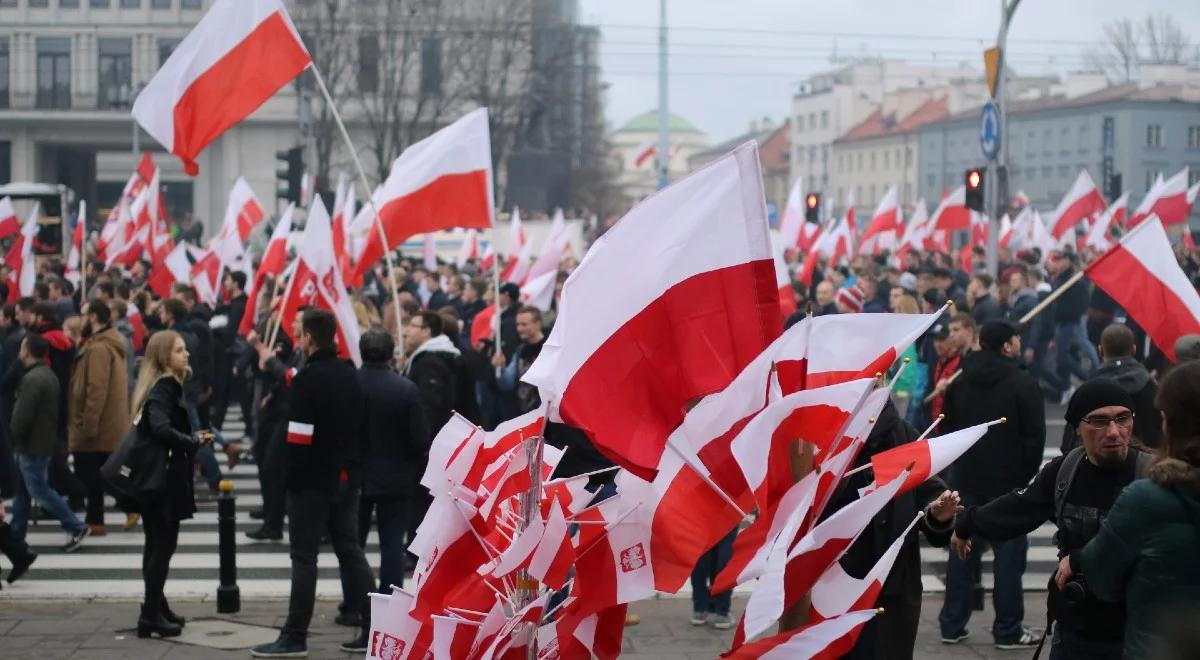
[578,0,1200,142]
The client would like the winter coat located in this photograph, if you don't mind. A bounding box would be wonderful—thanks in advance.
[1005,289,1038,346]
[970,293,1004,325]
[1050,266,1089,324]
[405,334,478,432]
[136,376,197,521]
[11,363,59,457]
[1086,358,1161,449]
[67,328,130,453]
[1078,457,1200,660]
[113,319,138,389]
[35,323,75,432]
[941,348,1046,499]
[178,309,214,398]
[357,363,430,501]
[284,348,364,495]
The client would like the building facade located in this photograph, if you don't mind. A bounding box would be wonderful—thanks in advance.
[687,118,790,222]
[608,110,709,202]
[917,80,1200,225]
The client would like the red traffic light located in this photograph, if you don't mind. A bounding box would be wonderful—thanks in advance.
[967,169,983,189]
[805,193,819,209]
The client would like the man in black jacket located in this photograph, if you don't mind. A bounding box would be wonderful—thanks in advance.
[967,274,1004,325]
[355,330,429,594]
[938,320,1045,649]
[171,284,215,428]
[252,310,373,658]
[1077,323,1160,450]
[403,311,478,431]
[497,282,521,359]
[211,271,250,436]
[1048,252,1100,395]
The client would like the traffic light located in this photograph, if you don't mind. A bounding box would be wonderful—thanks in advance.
[276,146,304,204]
[965,168,984,212]
[804,192,821,224]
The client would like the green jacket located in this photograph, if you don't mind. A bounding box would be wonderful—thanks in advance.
[1077,457,1200,659]
[11,362,61,457]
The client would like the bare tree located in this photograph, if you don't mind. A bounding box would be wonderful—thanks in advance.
[1142,12,1192,65]
[291,0,355,195]
[1086,13,1198,83]
[1086,18,1141,83]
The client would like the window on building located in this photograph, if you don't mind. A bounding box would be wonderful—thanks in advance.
[809,113,816,129]
[883,151,890,169]
[808,146,816,163]
[0,38,8,109]
[795,116,803,132]
[1146,170,1160,192]
[1147,124,1163,148]
[1058,165,1070,179]
[0,0,18,7]
[1041,166,1052,179]
[905,147,912,166]
[29,0,49,6]
[1026,131,1035,156]
[91,0,111,7]
[181,0,201,8]
[358,34,380,93]
[120,0,140,7]
[157,37,181,65]
[869,185,876,205]
[1190,169,1200,187]
[1188,126,1200,150]
[0,141,9,185]
[61,0,81,7]
[870,153,876,170]
[1060,126,1070,154]
[151,0,170,8]
[821,111,829,129]
[1078,125,1089,152]
[98,38,132,108]
[419,37,442,96]
[927,173,936,188]
[1042,129,1052,155]
[856,153,862,170]
[36,37,71,110]
[904,182,911,203]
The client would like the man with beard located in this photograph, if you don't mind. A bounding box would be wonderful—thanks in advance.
[951,378,1152,658]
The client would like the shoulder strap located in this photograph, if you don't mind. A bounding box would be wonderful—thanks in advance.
[1055,447,1087,523]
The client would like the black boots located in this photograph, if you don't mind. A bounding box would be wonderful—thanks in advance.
[137,604,182,638]
[161,599,186,627]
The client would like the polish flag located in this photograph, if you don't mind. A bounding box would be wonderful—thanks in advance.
[64,201,86,286]
[500,207,533,284]
[456,229,481,266]
[131,0,311,175]
[148,241,193,299]
[997,213,1014,249]
[479,242,496,272]
[487,510,544,579]
[1049,169,1107,238]
[430,615,480,660]
[810,514,922,622]
[527,502,575,590]
[1130,168,1193,228]
[408,498,492,621]
[6,203,40,300]
[352,108,495,280]
[895,199,929,259]
[1025,210,1059,264]
[330,173,356,285]
[212,177,266,276]
[844,187,857,240]
[722,610,878,660]
[524,209,569,286]
[778,178,807,251]
[189,248,222,305]
[1085,216,1200,361]
[521,269,558,312]
[569,484,657,617]
[816,215,854,265]
[772,236,798,319]
[929,185,969,232]
[239,203,293,336]
[470,303,498,349]
[278,195,362,365]
[0,197,18,240]
[521,142,781,480]
[857,186,901,256]
[633,139,659,168]
[545,604,627,660]
[1085,192,1129,252]
[869,422,991,495]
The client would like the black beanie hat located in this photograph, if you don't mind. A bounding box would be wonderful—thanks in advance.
[1065,378,1135,428]
[979,320,1019,351]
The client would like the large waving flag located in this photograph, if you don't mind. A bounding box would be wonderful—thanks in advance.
[239,203,293,336]
[857,185,901,256]
[131,0,311,175]
[352,108,495,279]
[929,185,969,232]
[869,421,992,495]
[522,141,781,480]
[1129,167,1193,228]
[1085,192,1129,252]
[1049,169,1106,238]
[1085,216,1200,361]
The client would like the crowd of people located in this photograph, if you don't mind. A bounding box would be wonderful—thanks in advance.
[0,221,1198,658]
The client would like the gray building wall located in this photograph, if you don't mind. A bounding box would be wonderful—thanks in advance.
[918,99,1200,225]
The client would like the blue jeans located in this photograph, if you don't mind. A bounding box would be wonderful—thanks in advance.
[691,528,736,616]
[355,498,408,595]
[1054,319,1100,385]
[11,453,86,539]
[939,494,1028,643]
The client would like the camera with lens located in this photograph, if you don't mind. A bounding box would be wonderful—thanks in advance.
[1061,573,1089,606]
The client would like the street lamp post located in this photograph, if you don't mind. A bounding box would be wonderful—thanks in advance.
[987,0,1021,277]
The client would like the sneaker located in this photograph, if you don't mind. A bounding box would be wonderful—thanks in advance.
[710,614,734,630]
[339,632,368,653]
[63,526,91,553]
[6,552,37,584]
[690,612,709,626]
[996,628,1040,650]
[251,634,308,658]
[941,630,970,644]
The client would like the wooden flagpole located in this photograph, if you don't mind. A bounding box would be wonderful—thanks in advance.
[1018,269,1085,325]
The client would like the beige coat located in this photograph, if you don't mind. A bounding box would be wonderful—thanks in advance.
[67,327,130,453]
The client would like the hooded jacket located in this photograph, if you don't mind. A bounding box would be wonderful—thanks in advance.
[1087,358,1161,448]
[1078,457,1200,660]
[941,348,1046,498]
[405,334,466,435]
[68,327,130,453]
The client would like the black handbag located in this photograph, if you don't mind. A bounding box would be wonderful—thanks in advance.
[100,409,168,508]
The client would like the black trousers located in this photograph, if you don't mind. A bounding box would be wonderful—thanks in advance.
[255,415,287,533]
[50,433,85,505]
[844,589,922,660]
[284,487,374,637]
[141,504,180,612]
[71,452,109,526]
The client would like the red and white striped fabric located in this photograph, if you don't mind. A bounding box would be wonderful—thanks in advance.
[810,514,921,622]
[1129,167,1193,228]
[239,203,293,336]
[64,201,86,286]
[131,0,311,175]
[895,199,929,259]
[6,203,39,300]
[148,241,192,299]
[479,241,496,272]
[541,604,627,660]
[189,248,221,305]
[420,413,481,496]
[500,207,532,284]
[771,235,798,319]
[278,195,362,364]
[456,229,481,267]
[1049,169,1106,238]
[528,502,575,590]
[1085,192,1129,252]
[470,303,498,349]
[330,173,356,286]
[486,510,544,579]
[408,498,492,621]
[212,177,265,275]
[997,213,1014,249]
[778,178,806,252]
[929,185,969,232]
[1085,216,1200,361]
[568,481,656,618]
[857,185,901,256]
[430,615,479,660]
[285,421,312,446]
[0,197,18,240]
[522,141,781,480]
[816,216,854,265]
[524,208,570,286]
[723,609,878,660]
[521,270,557,312]
[869,422,991,495]
[352,108,495,280]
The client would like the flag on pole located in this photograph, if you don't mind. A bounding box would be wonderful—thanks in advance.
[500,207,532,284]
[148,241,193,299]
[131,0,312,175]
[1085,192,1129,252]
[857,185,901,256]
[1085,216,1200,361]
[65,201,86,285]
[6,203,39,300]
[239,203,293,336]
[778,178,806,251]
[929,185,969,232]
[0,197,18,240]
[869,422,991,495]
[1049,169,1106,238]
[721,609,878,660]
[1129,167,1193,228]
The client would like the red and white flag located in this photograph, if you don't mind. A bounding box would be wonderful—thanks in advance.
[527,502,575,590]
[1049,169,1106,238]
[0,197,18,240]
[212,177,266,276]
[869,422,991,495]
[569,483,657,617]
[430,615,480,660]
[772,235,798,319]
[895,199,929,259]
[522,141,781,480]
[278,195,362,364]
[778,178,806,251]
[330,173,356,285]
[857,186,901,256]
[722,609,878,660]
[815,215,854,266]
[524,208,569,286]
[470,303,498,349]
[64,201,86,286]
[456,229,481,267]
[148,241,192,299]
[521,270,557,312]
[1129,167,1193,228]
[997,214,1014,248]
[353,108,494,280]
[239,203,293,336]
[500,207,532,284]
[810,514,922,622]
[1085,216,1200,361]
[1085,192,1129,252]
[929,185,969,232]
[6,203,40,299]
[131,0,311,175]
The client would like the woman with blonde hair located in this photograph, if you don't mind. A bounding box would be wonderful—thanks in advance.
[129,330,207,638]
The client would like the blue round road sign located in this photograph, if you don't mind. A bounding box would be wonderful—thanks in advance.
[980,101,1001,160]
